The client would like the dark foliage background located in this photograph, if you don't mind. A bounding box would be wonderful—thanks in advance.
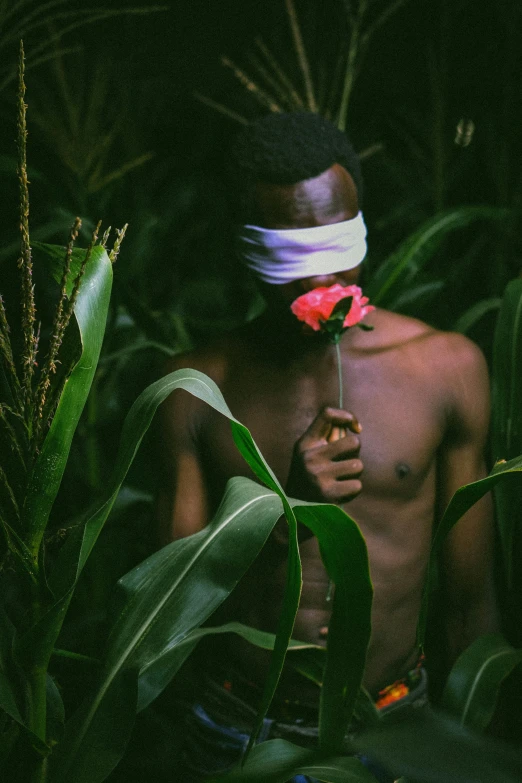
[0,1,521,776]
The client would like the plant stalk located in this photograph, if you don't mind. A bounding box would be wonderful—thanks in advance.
[285,0,317,111]
[335,341,343,408]
[17,42,38,410]
[337,0,367,130]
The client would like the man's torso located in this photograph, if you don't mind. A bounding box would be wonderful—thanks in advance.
[181,309,454,695]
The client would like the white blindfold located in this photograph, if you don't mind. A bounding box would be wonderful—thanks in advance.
[237,211,367,285]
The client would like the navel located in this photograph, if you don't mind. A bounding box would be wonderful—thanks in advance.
[395,462,411,479]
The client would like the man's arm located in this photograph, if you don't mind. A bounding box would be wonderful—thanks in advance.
[155,356,210,545]
[438,334,499,665]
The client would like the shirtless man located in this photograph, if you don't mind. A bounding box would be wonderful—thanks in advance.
[157,112,497,775]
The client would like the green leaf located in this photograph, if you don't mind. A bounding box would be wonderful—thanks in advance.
[23,243,113,557]
[417,453,522,643]
[330,296,354,320]
[45,368,371,778]
[351,708,522,783]
[0,714,19,768]
[46,674,65,746]
[366,207,507,308]
[0,671,50,756]
[453,297,502,335]
[0,604,26,727]
[491,279,522,588]
[50,670,137,783]
[137,621,323,712]
[294,505,372,752]
[207,739,378,783]
[50,478,284,783]
[0,671,24,726]
[441,633,522,731]
[44,367,301,765]
[388,280,444,312]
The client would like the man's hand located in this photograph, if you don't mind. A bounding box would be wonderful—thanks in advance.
[285,406,363,504]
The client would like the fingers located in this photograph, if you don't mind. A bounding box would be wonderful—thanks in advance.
[300,406,362,449]
[331,457,364,480]
[286,406,364,504]
[313,459,363,503]
[328,478,363,503]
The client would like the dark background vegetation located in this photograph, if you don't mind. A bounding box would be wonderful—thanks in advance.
[1,0,521,775]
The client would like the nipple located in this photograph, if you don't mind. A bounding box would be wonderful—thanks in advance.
[319,626,329,639]
[396,462,411,479]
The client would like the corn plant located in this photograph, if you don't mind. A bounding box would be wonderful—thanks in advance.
[0,43,127,781]
[195,0,412,132]
[0,1,166,95]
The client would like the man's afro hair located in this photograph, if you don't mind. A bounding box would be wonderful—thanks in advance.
[229,111,363,201]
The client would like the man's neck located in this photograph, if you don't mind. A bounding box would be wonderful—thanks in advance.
[247,309,337,360]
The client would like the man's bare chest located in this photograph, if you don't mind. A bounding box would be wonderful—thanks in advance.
[198,352,446,507]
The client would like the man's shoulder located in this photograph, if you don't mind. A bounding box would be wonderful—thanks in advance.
[162,331,246,387]
[370,308,433,343]
[371,309,488,387]
[372,309,485,360]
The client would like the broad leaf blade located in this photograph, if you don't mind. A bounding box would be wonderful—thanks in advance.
[491,278,522,589]
[50,670,137,783]
[23,243,112,554]
[351,708,522,783]
[454,297,502,335]
[50,478,284,783]
[418,453,522,642]
[46,368,303,765]
[441,632,522,730]
[208,739,377,783]
[366,207,506,307]
[294,504,372,752]
[137,621,322,712]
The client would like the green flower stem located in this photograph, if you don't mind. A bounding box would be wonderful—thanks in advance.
[326,340,344,604]
[335,340,343,408]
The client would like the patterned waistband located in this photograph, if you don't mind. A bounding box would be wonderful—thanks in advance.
[207,653,427,726]
[374,653,426,711]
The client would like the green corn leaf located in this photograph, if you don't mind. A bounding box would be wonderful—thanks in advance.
[441,632,522,731]
[49,479,285,783]
[44,368,370,780]
[491,279,522,589]
[211,707,522,783]
[207,739,377,783]
[0,671,24,727]
[0,716,19,769]
[294,504,372,752]
[388,280,444,312]
[49,669,137,783]
[50,491,370,782]
[137,621,323,713]
[46,674,65,746]
[453,297,502,335]
[366,207,507,308]
[23,243,112,557]
[45,367,301,768]
[351,708,522,783]
[417,453,522,643]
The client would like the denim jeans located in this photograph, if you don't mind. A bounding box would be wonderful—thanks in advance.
[173,662,429,781]
[177,702,320,782]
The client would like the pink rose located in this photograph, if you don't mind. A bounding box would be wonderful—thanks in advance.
[290,284,375,332]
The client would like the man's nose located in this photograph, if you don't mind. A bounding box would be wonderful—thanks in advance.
[299,274,339,291]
